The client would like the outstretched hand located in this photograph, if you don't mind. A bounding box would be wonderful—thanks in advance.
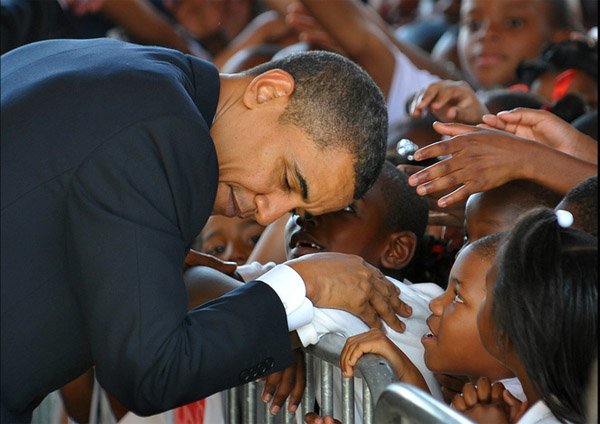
[285,253,412,333]
[407,122,535,207]
[409,80,489,125]
[480,108,598,163]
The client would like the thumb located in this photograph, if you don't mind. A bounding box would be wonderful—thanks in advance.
[503,390,528,423]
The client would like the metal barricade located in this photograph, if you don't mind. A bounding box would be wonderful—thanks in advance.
[374,382,475,424]
[226,332,399,424]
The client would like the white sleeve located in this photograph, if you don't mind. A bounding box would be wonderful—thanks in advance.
[387,50,441,129]
[257,264,314,332]
[235,261,276,282]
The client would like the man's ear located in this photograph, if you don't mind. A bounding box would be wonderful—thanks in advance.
[380,231,418,270]
[243,69,295,108]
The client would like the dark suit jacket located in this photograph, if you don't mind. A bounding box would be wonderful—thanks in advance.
[1,38,292,422]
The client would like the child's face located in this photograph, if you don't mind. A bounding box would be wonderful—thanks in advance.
[458,0,556,88]
[422,246,510,379]
[284,181,389,267]
[196,216,265,264]
[463,192,516,246]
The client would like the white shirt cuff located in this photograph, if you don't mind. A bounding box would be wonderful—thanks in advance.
[258,264,314,332]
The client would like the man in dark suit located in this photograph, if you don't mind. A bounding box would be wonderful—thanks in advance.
[1,38,409,423]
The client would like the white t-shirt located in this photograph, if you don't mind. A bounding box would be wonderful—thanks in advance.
[517,400,571,424]
[386,49,441,128]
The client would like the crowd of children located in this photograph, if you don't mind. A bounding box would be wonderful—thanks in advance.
[6,0,596,422]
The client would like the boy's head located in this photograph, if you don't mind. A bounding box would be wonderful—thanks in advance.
[423,232,512,380]
[464,179,563,246]
[555,175,598,237]
[192,216,266,264]
[284,161,428,280]
[457,0,576,89]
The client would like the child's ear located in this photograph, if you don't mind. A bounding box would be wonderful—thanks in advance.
[380,231,418,270]
[243,69,295,108]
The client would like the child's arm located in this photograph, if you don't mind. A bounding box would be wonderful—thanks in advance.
[451,377,527,424]
[340,328,430,393]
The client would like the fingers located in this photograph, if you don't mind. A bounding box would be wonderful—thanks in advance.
[268,367,295,415]
[451,392,468,411]
[304,414,340,424]
[367,275,411,332]
[409,163,476,207]
[261,351,305,415]
[490,381,506,403]
[396,164,425,176]
[430,121,480,138]
[461,382,478,407]
[475,377,492,403]
[340,329,385,377]
[304,412,322,424]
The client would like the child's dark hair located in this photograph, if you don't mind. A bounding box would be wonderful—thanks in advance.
[493,207,598,423]
[559,175,598,237]
[468,231,505,260]
[479,89,546,115]
[379,161,429,242]
[516,39,598,85]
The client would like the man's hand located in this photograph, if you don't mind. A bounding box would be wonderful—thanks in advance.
[285,252,412,333]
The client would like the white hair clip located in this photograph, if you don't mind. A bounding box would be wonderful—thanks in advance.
[555,209,574,228]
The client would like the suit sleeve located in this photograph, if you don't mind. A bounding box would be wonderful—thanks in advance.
[65,115,293,415]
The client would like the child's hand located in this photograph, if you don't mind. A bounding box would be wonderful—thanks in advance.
[409,80,489,125]
[407,124,532,207]
[304,412,341,424]
[434,373,469,404]
[451,377,527,424]
[340,329,429,392]
[480,108,598,163]
[259,350,305,415]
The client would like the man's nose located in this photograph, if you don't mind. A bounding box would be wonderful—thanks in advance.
[254,194,298,226]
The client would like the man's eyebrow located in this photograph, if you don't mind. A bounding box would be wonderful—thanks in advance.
[294,163,309,201]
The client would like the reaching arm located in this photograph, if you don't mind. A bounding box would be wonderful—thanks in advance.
[408,122,598,207]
